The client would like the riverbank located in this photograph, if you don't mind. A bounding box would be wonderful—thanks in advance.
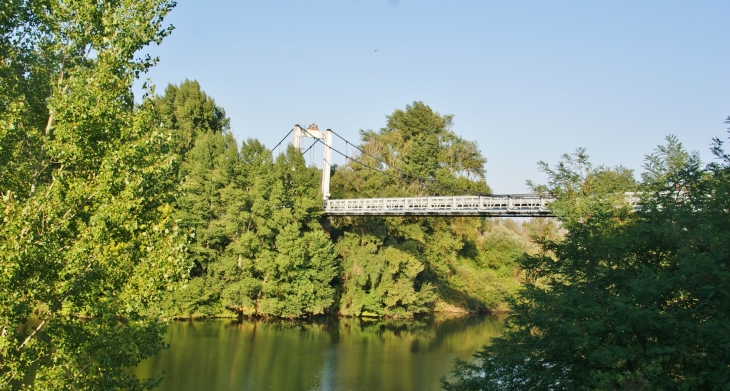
[162,302,504,321]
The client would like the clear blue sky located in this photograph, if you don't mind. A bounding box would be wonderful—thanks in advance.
[137,0,730,193]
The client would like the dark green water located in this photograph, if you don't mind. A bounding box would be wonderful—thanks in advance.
[133,315,503,391]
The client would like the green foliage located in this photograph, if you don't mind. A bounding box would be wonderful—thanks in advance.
[217,145,337,318]
[333,101,490,199]
[337,232,437,317]
[154,79,230,160]
[153,82,338,318]
[0,1,189,389]
[331,102,541,317]
[445,134,730,391]
[152,95,552,320]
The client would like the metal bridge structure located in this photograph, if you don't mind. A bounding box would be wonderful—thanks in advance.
[289,124,555,218]
[324,195,552,217]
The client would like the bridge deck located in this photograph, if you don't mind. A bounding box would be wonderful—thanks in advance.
[324,195,554,217]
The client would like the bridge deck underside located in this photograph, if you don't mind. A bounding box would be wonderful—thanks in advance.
[324,195,554,217]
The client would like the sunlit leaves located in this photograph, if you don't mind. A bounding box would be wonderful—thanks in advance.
[445,133,730,391]
[0,1,186,389]
[154,82,338,319]
[330,102,539,317]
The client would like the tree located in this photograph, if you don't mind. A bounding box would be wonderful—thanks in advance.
[444,134,730,391]
[154,79,230,161]
[0,1,188,389]
[150,81,339,319]
[336,231,437,318]
[333,101,489,198]
[139,80,234,317]
[218,144,338,318]
[330,102,533,317]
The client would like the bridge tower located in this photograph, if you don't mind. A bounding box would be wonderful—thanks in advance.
[292,124,333,201]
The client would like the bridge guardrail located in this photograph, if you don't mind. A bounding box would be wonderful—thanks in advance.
[324,195,553,217]
[324,192,644,217]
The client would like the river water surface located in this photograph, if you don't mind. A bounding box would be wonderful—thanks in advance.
[133,315,503,391]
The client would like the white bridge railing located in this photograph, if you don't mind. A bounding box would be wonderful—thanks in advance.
[324,193,642,217]
[324,195,553,217]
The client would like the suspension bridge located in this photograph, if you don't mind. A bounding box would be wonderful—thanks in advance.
[277,124,555,217]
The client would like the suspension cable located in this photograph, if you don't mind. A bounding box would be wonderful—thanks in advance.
[328,129,487,196]
[299,127,480,195]
[276,127,478,197]
[270,128,293,152]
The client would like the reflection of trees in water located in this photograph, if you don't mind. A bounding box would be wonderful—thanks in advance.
[135,316,503,391]
[334,315,505,353]
[227,314,505,353]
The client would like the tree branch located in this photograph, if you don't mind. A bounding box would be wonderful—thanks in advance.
[16,319,45,352]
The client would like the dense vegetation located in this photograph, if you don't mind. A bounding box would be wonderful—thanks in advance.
[154,81,337,318]
[0,0,542,382]
[444,134,730,390]
[155,83,549,319]
[329,102,558,316]
[4,2,727,390]
[0,0,187,389]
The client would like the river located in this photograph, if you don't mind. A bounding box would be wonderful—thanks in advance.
[132,315,503,391]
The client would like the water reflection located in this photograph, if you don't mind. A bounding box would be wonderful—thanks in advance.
[133,315,503,391]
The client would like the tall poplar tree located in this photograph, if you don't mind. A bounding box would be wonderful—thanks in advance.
[220,145,337,318]
[154,79,229,162]
[0,1,188,390]
[153,81,337,318]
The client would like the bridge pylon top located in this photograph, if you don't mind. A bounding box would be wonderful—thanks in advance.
[293,125,333,201]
